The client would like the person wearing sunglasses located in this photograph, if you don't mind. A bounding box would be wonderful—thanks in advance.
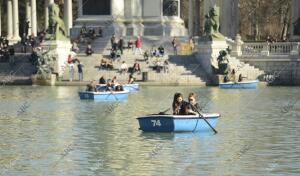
[186,93,202,115]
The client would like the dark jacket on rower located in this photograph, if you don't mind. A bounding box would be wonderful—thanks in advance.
[186,103,202,115]
[173,101,189,115]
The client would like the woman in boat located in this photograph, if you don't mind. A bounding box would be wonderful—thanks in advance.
[112,76,119,86]
[128,74,135,84]
[105,79,114,92]
[99,76,106,84]
[86,80,97,92]
[186,93,202,115]
[172,93,188,115]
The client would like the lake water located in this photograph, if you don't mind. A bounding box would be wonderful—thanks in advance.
[0,85,299,176]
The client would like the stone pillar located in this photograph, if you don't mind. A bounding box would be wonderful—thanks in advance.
[26,0,32,35]
[12,0,20,41]
[77,0,83,17]
[7,0,13,40]
[64,0,73,36]
[45,0,49,30]
[111,0,125,17]
[291,0,300,40]
[188,0,194,36]
[231,34,243,57]
[31,0,37,36]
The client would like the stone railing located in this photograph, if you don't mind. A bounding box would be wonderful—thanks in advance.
[239,42,300,57]
[227,34,300,57]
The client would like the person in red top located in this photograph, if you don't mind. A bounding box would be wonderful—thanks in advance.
[67,54,73,64]
[134,35,142,55]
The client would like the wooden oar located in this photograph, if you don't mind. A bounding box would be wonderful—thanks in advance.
[191,105,218,134]
[158,108,170,115]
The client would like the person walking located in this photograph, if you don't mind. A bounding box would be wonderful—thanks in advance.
[135,35,142,55]
[77,62,84,81]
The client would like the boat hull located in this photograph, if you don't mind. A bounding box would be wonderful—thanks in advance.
[137,114,220,132]
[78,91,129,101]
[219,80,259,89]
[96,84,139,92]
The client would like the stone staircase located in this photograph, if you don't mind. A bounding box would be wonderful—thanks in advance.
[63,36,208,85]
[227,56,264,80]
[0,55,36,85]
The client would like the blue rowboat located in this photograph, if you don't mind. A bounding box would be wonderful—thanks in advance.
[219,80,259,89]
[78,90,129,101]
[137,113,220,132]
[96,84,139,92]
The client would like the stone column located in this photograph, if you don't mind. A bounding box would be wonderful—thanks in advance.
[111,0,125,17]
[12,0,20,40]
[7,0,13,40]
[26,0,32,35]
[64,0,73,36]
[188,0,194,36]
[31,0,37,36]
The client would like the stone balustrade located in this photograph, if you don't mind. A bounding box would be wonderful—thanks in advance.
[240,42,300,57]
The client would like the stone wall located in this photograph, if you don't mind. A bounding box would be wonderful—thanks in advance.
[240,57,300,85]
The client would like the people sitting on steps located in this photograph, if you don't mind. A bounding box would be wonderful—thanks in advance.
[132,60,141,74]
[119,61,128,74]
[85,43,93,56]
[158,45,165,56]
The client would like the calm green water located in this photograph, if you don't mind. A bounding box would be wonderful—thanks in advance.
[0,85,299,176]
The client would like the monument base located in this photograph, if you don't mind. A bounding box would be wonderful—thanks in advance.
[40,40,72,77]
[31,74,56,86]
[195,40,228,85]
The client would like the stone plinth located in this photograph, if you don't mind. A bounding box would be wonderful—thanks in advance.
[40,40,72,77]
[195,40,228,74]
[195,40,228,85]
[31,74,56,86]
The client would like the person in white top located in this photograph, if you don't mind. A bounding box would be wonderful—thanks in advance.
[120,61,128,74]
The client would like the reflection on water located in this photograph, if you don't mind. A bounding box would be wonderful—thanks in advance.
[0,85,299,175]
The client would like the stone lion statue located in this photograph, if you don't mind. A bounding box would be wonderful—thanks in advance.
[48,2,67,40]
[204,5,225,41]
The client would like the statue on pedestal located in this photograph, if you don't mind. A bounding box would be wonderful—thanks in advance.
[47,2,67,40]
[203,5,225,41]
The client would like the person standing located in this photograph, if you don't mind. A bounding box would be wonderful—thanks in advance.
[8,46,15,67]
[69,62,74,82]
[118,37,124,55]
[111,34,115,49]
[172,37,178,55]
[135,35,142,55]
[77,62,84,81]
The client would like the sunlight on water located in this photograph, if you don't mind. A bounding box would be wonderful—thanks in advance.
[0,85,299,175]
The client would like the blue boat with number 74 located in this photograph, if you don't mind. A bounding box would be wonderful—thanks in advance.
[137,113,220,132]
[79,90,129,101]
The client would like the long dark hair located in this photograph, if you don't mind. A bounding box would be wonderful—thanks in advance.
[172,93,183,110]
